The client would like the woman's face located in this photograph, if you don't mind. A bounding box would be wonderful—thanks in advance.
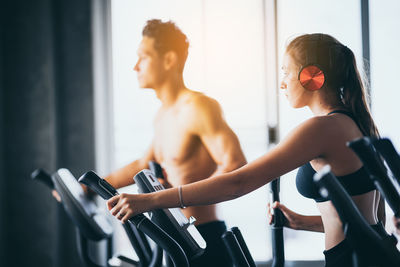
[280,53,312,108]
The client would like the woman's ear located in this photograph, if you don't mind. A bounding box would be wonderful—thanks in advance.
[163,51,178,71]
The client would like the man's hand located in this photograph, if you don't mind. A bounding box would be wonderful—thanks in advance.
[158,178,172,189]
[52,190,61,202]
[393,216,400,234]
[51,184,96,203]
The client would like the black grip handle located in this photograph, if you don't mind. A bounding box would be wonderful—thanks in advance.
[222,230,250,267]
[149,161,164,179]
[231,227,256,267]
[348,137,400,217]
[269,178,285,267]
[269,179,286,227]
[271,227,284,267]
[78,171,118,199]
[373,138,400,186]
[31,169,54,189]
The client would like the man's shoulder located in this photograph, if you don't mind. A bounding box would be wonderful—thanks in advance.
[182,90,222,114]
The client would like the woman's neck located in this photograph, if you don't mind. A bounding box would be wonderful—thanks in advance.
[308,90,345,116]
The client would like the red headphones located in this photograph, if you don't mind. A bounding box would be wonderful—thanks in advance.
[298,35,325,91]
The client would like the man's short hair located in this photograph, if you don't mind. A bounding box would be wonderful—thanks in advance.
[142,19,189,72]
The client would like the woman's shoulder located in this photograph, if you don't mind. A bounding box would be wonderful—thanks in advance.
[296,115,332,132]
[303,113,357,131]
[299,114,363,150]
[290,114,357,143]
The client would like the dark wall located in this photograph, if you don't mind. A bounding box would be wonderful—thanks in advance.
[0,1,5,265]
[1,0,95,266]
[2,2,59,266]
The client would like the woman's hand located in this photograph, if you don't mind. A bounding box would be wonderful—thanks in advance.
[267,201,303,230]
[107,193,152,223]
[267,201,324,232]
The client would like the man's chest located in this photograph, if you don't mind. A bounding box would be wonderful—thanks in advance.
[153,112,199,163]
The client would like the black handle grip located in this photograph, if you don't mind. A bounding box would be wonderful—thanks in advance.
[373,138,400,186]
[149,161,164,179]
[269,178,285,267]
[31,169,54,189]
[78,171,118,199]
[231,227,256,267]
[348,137,400,217]
[269,179,286,227]
[222,230,250,267]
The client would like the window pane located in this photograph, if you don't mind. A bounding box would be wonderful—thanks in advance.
[202,0,269,261]
[370,0,400,236]
[370,0,400,145]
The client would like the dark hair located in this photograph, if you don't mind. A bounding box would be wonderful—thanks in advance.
[142,19,189,72]
[286,33,379,137]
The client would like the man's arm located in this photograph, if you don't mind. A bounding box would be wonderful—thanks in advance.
[189,96,247,175]
[105,143,155,189]
[50,142,156,202]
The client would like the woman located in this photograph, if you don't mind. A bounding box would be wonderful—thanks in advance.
[107,34,384,266]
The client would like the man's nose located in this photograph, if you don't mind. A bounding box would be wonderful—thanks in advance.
[280,81,286,90]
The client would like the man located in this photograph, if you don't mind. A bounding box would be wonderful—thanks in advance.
[106,20,246,266]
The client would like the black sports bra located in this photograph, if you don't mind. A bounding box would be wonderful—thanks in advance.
[295,110,376,202]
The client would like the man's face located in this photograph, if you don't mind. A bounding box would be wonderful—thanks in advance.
[133,37,166,89]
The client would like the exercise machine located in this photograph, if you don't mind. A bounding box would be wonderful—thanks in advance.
[79,170,207,267]
[31,168,137,267]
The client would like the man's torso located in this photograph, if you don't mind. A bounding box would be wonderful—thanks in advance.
[153,91,218,224]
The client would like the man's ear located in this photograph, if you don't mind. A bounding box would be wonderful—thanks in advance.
[163,51,178,71]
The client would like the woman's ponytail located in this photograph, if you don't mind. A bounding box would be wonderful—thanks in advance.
[341,47,379,137]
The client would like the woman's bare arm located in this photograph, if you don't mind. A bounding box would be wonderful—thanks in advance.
[107,117,330,222]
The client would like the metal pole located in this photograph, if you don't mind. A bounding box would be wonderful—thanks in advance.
[361,0,371,97]
[263,0,284,266]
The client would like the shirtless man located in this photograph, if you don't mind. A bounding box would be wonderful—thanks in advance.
[106,19,246,266]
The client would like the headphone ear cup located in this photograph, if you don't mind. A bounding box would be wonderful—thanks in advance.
[298,65,325,91]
